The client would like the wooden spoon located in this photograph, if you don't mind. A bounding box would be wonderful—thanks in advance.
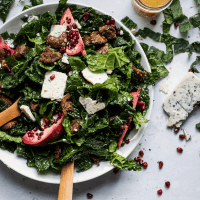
[0,98,21,127]
[58,161,74,200]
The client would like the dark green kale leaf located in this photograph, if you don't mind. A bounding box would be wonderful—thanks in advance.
[196,122,200,131]
[190,56,200,73]
[30,0,43,6]
[121,16,137,29]
[189,14,200,28]
[55,0,68,21]
[0,100,8,112]
[0,0,15,22]
[0,131,22,143]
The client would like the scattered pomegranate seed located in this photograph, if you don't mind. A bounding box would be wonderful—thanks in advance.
[116,29,120,35]
[111,24,116,28]
[177,147,183,153]
[174,127,180,134]
[139,159,143,166]
[179,134,186,140]
[44,118,49,124]
[144,88,148,91]
[50,74,55,80]
[110,18,115,24]
[106,20,111,25]
[188,69,194,73]
[44,125,49,129]
[113,168,119,173]
[134,156,141,162]
[72,23,77,29]
[158,161,163,169]
[165,181,170,188]
[139,150,144,157]
[150,20,157,25]
[143,162,148,169]
[125,139,130,144]
[140,105,146,110]
[60,48,65,53]
[174,22,179,27]
[157,189,162,196]
[87,193,93,199]
[83,13,90,21]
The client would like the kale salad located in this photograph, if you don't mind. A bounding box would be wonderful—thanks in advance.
[0,0,167,173]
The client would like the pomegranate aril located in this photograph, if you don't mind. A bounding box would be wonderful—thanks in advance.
[44,125,49,129]
[150,20,157,25]
[179,134,185,139]
[60,48,65,53]
[174,22,179,27]
[85,13,90,17]
[67,19,71,24]
[116,29,120,35]
[188,69,194,73]
[143,162,148,169]
[139,159,143,166]
[41,128,44,131]
[174,127,180,134]
[137,101,145,106]
[36,133,39,136]
[50,74,55,80]
[111,24,116,28]
[165,181,170,188]
[44,118,49,124]
[87,193,93,199]
[139,150,144,157]
[67,26,72,31]
[113,167,119,173]
[110,18,115,24]
[38,136,41,140]
[158,161,163,169]
[157,189,162,195]
[134,157,141,162]
[125,139,130,144]
[177,147,183,153]
[106,20,111,25]
[140,105,145,110]
[145,88,148,91]
[70,35,73,39]
[58,113,62,117]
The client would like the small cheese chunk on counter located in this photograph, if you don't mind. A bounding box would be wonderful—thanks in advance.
[82,67,108,85]
[20,105,36,122]
[41,71,68,101]
[79,97,105,114]
[163,72,200,127]
[50,25,66,37]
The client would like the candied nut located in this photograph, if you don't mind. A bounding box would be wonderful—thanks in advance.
[90,156,100,166]
[83,34,92,44]
[61,93,74,116]
[14,45,30,59]
[90,31,107,44]
[0,95,12,107]
[96,43,109,54]
[70,119,81,134]
[1,120,17,131]
[99,25,116,40]
[132,66,147,81]
[30,101,40,112]
[46,32,67,49]
[54,144,62,160]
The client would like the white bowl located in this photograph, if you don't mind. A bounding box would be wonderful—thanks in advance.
[0,2,153,184]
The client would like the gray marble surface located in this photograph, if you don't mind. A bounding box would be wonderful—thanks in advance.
[0,0,200,199]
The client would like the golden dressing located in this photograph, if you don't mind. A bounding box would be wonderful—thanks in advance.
[140,0,169,7]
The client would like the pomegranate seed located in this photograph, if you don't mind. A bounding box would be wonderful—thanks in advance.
[158,161,163,169]
[139,159,143,166]
[174,22,179,27]
[58,113,62,117]
[60,48,65,53]
[38,136,41,140]
[179,134,186,139]
[116,29,120,35]
[137,101,145,106]
[41,127,44,131]
[188,69,194,73]
[145,88,148,90]
[36,133,38,136]
[139,150,144,157]
[83,13,90,21]
[125,139,130,144]
[86,13,90,17]
[150,20,157,25]
[140,105,145,110]
[67,26,72,31]
[134,157,141,162]
[44,125,49,129]
[143,162,148,169]
[177,147,183,153]
[111,24,116,28]
[67,19,71,24]
[106,20,111,25]
[87,193,93,199]
[157,189,162,196]
[50,74,55,80]
[70,35,73,39]
[174,127,180,134]
[110,18,115,24]
[165,181,170,188]
[113,168,119,173]
[44,118,49,124]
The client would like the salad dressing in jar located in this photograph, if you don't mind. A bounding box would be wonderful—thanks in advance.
[132,0,173,19]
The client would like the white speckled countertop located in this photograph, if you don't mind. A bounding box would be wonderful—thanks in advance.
[1,0,200,199]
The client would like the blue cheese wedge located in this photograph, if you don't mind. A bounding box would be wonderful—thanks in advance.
[62,53,69,64]
[20,105,36,122]
[50,25,66,37]
[41,71,68,101]
[163,72,200,127]
[82,67,108,85]
[79,97,105,114]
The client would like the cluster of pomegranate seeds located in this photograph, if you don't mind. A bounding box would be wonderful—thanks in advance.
[157,189,163,195]
[87,193,93,199]
[177,147,183,153]
[66,29,80,50]
[83,13,90,21]
[60,47,65,53]
[165,181,170,188]
[188,69,194,73]
[113,167,119,173]
[125,139,130,144]
[4,48,11,57]
[134,151,148,169]
[139,150,144,157]
[116,29,120,35]
[174,22,179,27]
[137,101,146,110]
[150,20,157,25]
[174,127,180,134]
[179,134,185,140]
[158,161,163,169]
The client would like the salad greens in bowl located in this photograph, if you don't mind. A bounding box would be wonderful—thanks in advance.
[0,1,156,183]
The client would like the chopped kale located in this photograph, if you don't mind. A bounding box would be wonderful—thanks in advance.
[121,16,137,29]
[0,0,15,22]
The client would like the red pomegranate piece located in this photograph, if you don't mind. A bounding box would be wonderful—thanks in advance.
[179,134,185,140]
[106,20,111,25]
[0,37,15,57]
[125,139,130,144]
[157,189,162,195]
[22,114,64,147]
[60,8,86,56]
[174,127,180,134]
[113,167,119,173]
[50,74,55,80]
[87,193,93,199]
[139,150,144,157]
[177,147,183,153]
[174,22,179,28]
[139,159,143,166]
[130,87,141,109]
[158,161,163,169]
[188,69,194,73]
[143,162,148,169]
[118,124,129,149]
[165,181,170,188]
[150,20,157,25]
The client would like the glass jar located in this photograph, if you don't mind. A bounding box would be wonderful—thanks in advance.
[132,0,173,20]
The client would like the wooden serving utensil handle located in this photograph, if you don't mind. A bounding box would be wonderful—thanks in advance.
[58,161,74,200]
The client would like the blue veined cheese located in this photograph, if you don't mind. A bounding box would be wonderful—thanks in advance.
[75,19,82,29]
[50,25,66,37]
[62,53,69,64]
[20,105,36,122]
[5,39,15,49]
[41,71,68,101]
[82,67,108,85]
[79,97,105,114]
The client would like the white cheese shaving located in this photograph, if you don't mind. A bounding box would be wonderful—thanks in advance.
[131,28,137,35]
[20,105,36,122]
[28,16,39,23]
[79,97,105,114]
[50,25,66,37]
[75,19,82,29]
[5,39,15,49]
[106,70,113,74]
[41,71,68,101]
[62,53,69,64]
[159,82,169,94]
[68,71,73,76]
[138,35,143,40]
[82,67,108,85]
[183,129,191,141]
[120,30,124,35]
